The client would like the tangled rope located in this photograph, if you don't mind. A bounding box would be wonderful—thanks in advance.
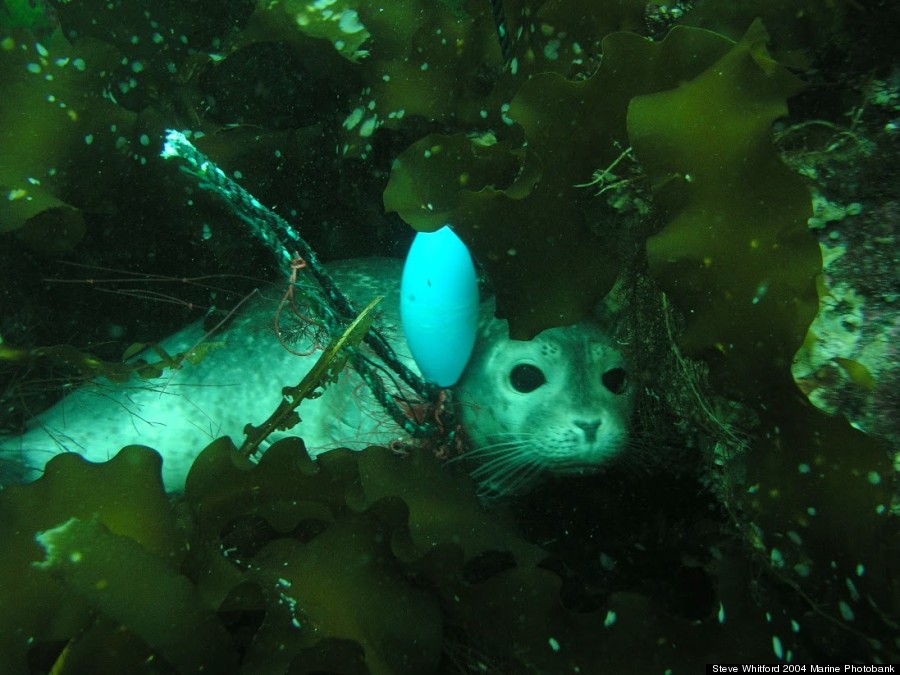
[160,130,461,452]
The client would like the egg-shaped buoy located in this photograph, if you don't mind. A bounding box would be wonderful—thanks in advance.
[400,225,479,387]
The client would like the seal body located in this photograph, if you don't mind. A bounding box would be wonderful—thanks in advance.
[1,259,634,494]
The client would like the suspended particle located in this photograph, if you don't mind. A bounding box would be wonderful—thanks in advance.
[770,547,784,568]
[793,562,811,577]
[358,116,377,138]
[845,577,860,602]
[772,635,783,660]
[838,600,855,621]
[343,107,364,131]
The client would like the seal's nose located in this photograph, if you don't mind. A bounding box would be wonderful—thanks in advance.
[574,419,602,444]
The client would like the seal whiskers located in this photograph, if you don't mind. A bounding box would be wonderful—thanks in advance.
[455,434,548,497]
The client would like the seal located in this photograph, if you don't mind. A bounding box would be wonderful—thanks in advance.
[0,259,634,495]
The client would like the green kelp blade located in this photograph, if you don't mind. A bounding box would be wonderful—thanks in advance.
[239,295,382,458]
[629,20,817,403]
[34,515,238,675]
[0,0,56,32]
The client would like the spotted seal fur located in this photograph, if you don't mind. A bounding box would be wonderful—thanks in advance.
[0,258,634,495]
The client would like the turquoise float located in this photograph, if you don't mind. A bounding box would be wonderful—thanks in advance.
[400,225,479,387]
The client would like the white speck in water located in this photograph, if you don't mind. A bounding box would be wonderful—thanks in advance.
[343,107,364,131]
[838,600,855,621]
[770,548,784,568]
[543,38,560,60]
[339,9,365,34]
[359,116,377,138]
[845,577,860,602]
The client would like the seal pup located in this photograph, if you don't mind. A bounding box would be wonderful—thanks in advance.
[0,258,634,494]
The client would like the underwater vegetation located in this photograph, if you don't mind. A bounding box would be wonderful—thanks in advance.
[0,0,898,672]
[0,0,58,37]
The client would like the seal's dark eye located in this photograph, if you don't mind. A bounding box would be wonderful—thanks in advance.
[602,367,627,394]
[510,364,546,393]
[509,363,547,394]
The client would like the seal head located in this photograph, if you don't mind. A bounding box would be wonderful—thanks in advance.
[455,315,634,497]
